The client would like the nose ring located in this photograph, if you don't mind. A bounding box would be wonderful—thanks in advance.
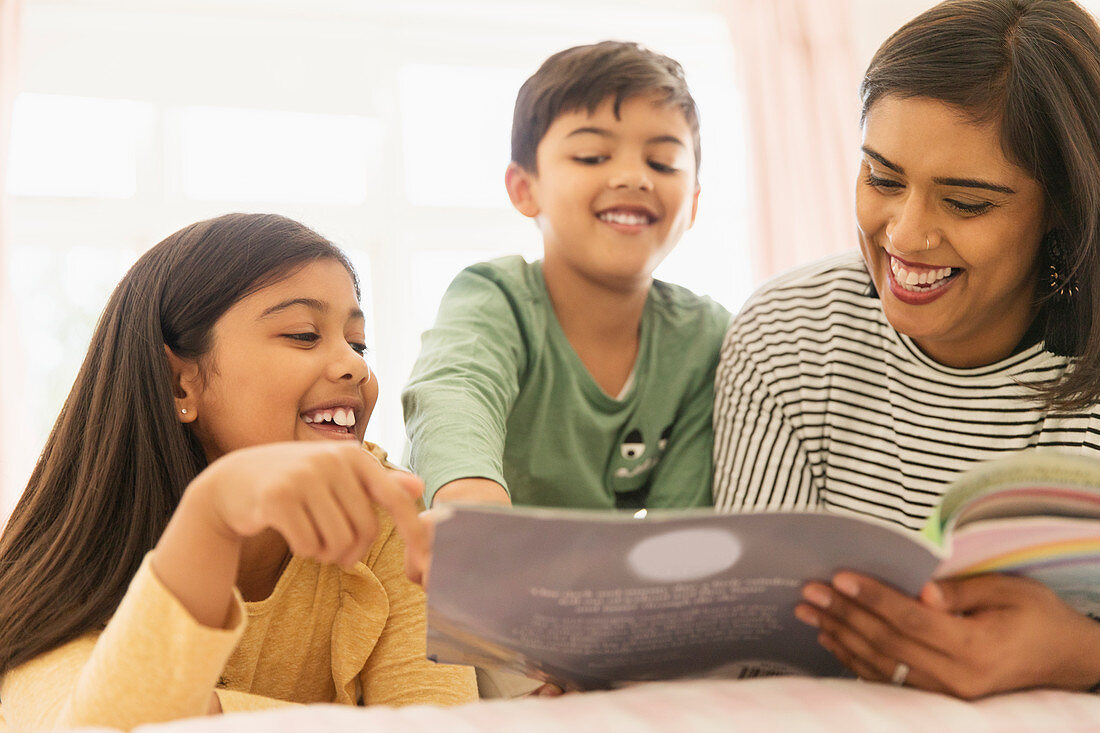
[925,237,931,251]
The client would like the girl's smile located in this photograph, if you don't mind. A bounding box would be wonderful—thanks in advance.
[180,258,377,461]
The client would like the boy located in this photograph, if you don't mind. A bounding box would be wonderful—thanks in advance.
[402,41,730,509]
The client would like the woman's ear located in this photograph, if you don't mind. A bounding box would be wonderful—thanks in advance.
[505,162,541,218]
[163,345,200,423]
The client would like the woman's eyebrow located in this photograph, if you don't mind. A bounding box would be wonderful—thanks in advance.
[862,145,902,173]
[862,145,1015,194]
[933,176,1015,194]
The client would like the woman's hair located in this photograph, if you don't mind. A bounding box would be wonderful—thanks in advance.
[861,0,1100,410]
[0,213,357,675]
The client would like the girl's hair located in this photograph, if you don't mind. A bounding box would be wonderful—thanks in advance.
[0,213,357,675]
[861,0,1100,411]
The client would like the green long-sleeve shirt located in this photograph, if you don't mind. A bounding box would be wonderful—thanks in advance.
[402,256,731,509]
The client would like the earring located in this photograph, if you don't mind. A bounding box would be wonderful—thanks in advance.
[1042,229,1080,356]
[1046,229,1079,300]
[180,408,188,415]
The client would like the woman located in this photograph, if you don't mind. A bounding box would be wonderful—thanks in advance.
[0,214,476,730]
[713,0,1100,697]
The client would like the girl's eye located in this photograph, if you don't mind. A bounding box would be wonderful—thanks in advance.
[946,199,995,216]
[284,332,319,345]
[573,155,608,165]
[349,341,368,356]
[648,161,678,174]
[864,172,903,191]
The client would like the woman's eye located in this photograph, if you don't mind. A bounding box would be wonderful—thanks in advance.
[864,172,903,191]
[573,155,608,165]
[284,332,319,345]
[648,161,677,174]
[946,199,995,216]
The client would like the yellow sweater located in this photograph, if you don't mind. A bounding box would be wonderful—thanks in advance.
[0,505,476,731]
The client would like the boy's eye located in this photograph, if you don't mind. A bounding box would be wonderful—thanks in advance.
[284,332,319,345]
[573,155,608,165]
[648,161,678,174]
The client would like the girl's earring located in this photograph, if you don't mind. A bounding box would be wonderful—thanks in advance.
[181,408,188,415]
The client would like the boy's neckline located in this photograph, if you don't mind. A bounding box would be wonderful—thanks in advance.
[536,259,650,400]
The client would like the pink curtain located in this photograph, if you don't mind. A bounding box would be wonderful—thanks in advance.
[722,0,862,283]
[1,0,24,519]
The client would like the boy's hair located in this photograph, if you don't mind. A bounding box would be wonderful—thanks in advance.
[511,40,701,177]
[0,213,357,675]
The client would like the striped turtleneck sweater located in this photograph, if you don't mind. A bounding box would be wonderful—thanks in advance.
[712,251,1100,532]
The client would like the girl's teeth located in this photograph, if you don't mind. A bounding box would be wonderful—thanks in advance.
[303,408,357,427]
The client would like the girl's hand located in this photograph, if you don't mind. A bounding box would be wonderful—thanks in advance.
[795,572,1100,698]
[193,442,430,582]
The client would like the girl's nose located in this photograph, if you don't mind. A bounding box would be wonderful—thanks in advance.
[330,344,372,384]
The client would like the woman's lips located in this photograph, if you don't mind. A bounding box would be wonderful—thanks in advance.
[885,254,961,305]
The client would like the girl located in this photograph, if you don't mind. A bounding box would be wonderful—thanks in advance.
[0,214,477,729]
[713,0,1100,698]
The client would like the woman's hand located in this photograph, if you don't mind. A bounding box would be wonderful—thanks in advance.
[795,572,1100,698]
[197,441,430,580]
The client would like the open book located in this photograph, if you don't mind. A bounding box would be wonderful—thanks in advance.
[425,451,1100,690]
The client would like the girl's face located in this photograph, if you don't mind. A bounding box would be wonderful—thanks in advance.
[184,258,377,462]
[856,95,1049,368]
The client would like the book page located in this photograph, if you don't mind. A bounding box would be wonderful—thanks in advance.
[427,507,940,690]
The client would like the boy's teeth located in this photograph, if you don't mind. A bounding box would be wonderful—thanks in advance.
[599,211,649,226]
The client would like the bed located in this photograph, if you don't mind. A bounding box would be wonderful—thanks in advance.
[61,676,1100,732]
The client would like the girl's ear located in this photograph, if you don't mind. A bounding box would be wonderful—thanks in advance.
[505,162,541,218]
[163,345,200,423]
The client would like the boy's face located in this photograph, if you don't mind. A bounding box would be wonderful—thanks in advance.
[506,93,699,293]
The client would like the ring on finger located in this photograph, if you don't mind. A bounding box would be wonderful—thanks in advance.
[891,661,910,686]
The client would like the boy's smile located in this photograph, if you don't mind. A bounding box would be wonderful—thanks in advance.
[506,92,699,294]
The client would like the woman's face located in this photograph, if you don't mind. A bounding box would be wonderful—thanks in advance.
[183,258,377,462]
[856,95,1050,367]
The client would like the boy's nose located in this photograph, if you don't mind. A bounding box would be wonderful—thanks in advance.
[608,164,654,192]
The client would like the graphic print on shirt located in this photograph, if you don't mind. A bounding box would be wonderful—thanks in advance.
[611,424,673,508]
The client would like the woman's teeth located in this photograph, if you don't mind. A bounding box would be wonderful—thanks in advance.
[302,408,356,427]
[891,258,956,292]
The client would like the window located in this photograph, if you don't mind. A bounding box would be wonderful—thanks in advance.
[2,0,749,512]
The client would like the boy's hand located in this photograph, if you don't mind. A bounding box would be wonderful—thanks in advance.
[432,478,511,507]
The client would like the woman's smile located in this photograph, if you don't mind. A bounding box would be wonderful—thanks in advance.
[885,254,960,305]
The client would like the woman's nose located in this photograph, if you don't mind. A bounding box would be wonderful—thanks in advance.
[885,195,932,254]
